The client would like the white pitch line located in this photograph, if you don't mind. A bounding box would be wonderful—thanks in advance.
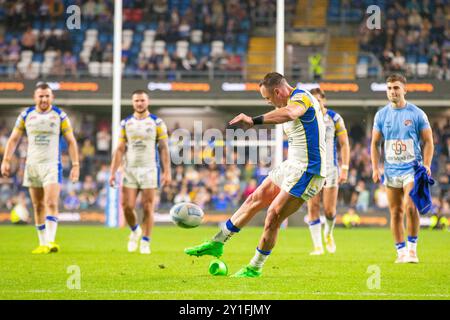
[1,289,449,298]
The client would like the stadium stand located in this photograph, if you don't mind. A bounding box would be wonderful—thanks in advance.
[0,0,449,219]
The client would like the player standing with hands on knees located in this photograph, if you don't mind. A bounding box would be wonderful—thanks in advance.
[1,83,80,254]
[185,72,326,277]
[371,74,434,263]
[109,90,171,254]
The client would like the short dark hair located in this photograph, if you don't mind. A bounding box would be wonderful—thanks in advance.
[35,82,51,91]
[259,72,286,91]
[131,89,149,98]
[386,73,407,84]
[310,87,325,98]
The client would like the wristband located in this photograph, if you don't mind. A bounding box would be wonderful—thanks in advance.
[251,115,264,125]
[72,163,80,166]
[341,165,349,170]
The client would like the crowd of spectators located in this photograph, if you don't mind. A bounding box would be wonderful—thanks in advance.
[358,0,450,79]
[0,0,292,80]
[1,115,449,219]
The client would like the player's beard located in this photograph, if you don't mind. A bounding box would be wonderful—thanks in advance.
[38,103,51,112]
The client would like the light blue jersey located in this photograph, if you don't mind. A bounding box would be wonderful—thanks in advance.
[373,102,430,177]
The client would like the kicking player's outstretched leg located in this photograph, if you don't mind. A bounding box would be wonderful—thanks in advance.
[122,187,142,252]
[323,187,338,253]
[307,192,324,255]
[232,190,304,278]
[184,178,279,258]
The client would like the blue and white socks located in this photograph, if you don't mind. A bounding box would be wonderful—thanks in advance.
[213,219,240,243]
[407,236,418,253]
[395,241,407,257]
[308,218,323,250]
[250,247,271,270]
[36,224,48,246]
[46,215,58,243]
[396,236,418,257]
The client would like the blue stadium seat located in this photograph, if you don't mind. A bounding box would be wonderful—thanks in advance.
[167,43,176,55]
[32,54,44,63]
[240,19,250,31]
[235,44,247,56]
[201,44,211,56]
[237,34,249,46]
[136,23,146,33]
[190,44,201,58]
[358,56,370,64]
[5,33,15,43]
[224,44,234,54]
[418,56,428,63]
[132,33,143,44]
[32,21,42,30]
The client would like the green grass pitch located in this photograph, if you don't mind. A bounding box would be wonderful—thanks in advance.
[0,225,449,300]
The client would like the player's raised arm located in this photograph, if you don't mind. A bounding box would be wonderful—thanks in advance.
[371,129,383,183]
[1,127,23,177]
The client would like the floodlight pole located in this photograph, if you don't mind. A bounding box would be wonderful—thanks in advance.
[275,0,285,167]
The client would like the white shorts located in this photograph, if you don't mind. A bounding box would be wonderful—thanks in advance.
[324,166,339,188]
[268,160,325,201]
[123,167,159,189]
[23,163,61,188]
[384,172,415,189]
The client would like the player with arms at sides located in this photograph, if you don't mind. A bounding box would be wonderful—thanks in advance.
[109,90,171,254]
[307,88,350,255]
[1,83,80,254]
[185,72,327,277]
[371,74,434,263]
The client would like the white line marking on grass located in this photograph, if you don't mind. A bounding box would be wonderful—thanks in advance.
[1,289,449,298]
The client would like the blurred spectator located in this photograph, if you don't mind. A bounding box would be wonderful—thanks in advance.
[342,208,361,228]
[90,42,103,62]
[81,139,95,178]
[21,26,36,51]
[10,191,30,224]
[374,184,389,210]
[63,51,78,77]
[355,180,370,213]
[50,50,64,76]
[64,191,80,211]
[174,185,191,204]
[96,127,111,157]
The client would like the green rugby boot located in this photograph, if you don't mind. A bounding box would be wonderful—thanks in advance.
[231,265,262,278]
[184,241,224,258]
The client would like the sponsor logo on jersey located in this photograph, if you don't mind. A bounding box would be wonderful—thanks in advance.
[404,120,412,126]
[392,140,407,155]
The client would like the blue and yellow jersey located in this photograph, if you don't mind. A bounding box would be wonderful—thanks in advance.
[14,105,72,166]
[284,88,326,177]
[120,113,168,168]
[324,109,347,168]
